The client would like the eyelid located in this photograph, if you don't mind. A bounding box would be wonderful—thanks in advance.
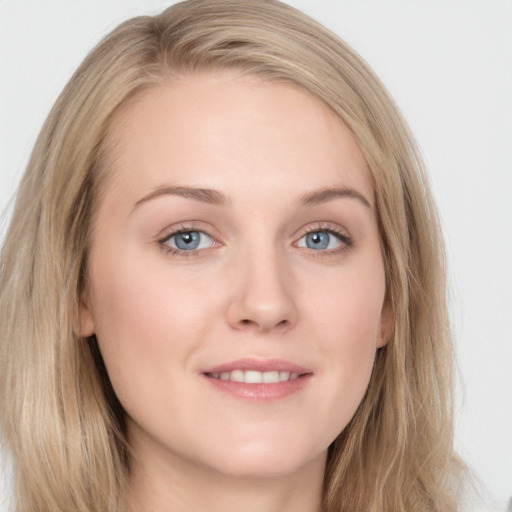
[155,220,353,257]
[294,222,350,240]
[157,222,221,256]
[293,222,353,254]
[157,221,218,242]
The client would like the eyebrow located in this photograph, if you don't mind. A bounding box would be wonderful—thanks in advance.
[297,186,372,209]
[132,184,371,210]
[133,186,230,209]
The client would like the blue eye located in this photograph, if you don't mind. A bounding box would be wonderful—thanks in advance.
[163,230,213,251]
[297,230,345,251]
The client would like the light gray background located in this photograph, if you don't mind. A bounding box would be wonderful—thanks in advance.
[1,1,511,510]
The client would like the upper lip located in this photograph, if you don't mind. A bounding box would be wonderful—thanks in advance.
[203,358,312,375]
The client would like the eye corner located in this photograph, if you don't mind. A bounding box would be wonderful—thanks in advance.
[157,225,220,257]
[294,224,354,256]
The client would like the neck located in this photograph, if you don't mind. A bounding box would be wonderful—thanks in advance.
[125,439,326,512]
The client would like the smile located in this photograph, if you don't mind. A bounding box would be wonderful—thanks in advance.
[206,370,300,383]
[202,358,312,401]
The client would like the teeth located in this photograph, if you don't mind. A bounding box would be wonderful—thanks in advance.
[262,371,279,383]
[279,371,290,381]
[245,370,263,383]
[208,370,301,383]
[231,370,245,382]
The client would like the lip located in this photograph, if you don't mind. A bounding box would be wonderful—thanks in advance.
[203,357,311,374]
[202,358,313,402]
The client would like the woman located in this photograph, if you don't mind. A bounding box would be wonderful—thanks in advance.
[0,0,465,510]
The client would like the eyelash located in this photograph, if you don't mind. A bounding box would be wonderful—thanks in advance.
[158,225,214,257]
[297,224,353,256]
[157,223,353,257]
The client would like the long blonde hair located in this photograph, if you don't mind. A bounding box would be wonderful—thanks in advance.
[0,1,463,510]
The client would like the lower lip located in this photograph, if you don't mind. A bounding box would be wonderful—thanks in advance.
[203,374,312,401]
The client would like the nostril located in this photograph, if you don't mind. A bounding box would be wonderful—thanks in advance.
[237,317,289,331]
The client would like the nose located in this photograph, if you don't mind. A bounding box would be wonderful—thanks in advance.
[225,247,298,333]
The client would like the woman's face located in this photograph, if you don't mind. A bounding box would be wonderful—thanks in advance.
[79,72,389,480]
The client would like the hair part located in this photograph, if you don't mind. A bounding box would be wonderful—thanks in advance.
[0,1,464,510]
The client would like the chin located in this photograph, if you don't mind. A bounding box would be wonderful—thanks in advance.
[195,435,327,479]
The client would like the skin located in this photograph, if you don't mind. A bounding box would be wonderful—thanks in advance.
[79,71,390,512]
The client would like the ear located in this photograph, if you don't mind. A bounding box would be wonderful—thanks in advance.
[377,299,394,348]
[73,286,96,338]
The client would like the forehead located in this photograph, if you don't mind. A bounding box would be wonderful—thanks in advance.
[101,71,374,208]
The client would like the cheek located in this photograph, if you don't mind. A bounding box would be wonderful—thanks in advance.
[91,245,214,333]
[323,293,382,380]
[309,261,386,350]
[87,249,219,399]
[304,264,385,431]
